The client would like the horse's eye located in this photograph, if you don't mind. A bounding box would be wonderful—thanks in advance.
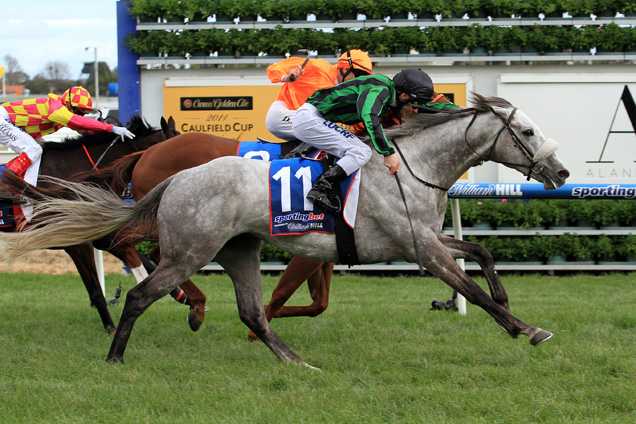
[522,129,534,137]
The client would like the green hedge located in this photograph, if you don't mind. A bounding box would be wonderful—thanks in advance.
[128,0,636,21]
[449,199,636,228]
[126,24,636,57]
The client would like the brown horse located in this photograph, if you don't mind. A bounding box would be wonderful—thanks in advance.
[0,115,179,332]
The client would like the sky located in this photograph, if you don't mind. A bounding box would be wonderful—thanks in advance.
[1,0,119,80]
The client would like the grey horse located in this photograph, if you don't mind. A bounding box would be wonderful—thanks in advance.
[0,94,569,367]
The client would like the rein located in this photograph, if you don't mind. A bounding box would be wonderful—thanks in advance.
[393,140,449,192]
[84,134,141,171]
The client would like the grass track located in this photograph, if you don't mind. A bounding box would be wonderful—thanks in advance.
[0,272,634,423]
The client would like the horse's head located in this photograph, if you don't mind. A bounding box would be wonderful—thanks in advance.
[482,100,570,189]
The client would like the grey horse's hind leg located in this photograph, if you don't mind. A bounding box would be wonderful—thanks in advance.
[106,267,184,363]
[215,235,307,365]
[438,234,510,311]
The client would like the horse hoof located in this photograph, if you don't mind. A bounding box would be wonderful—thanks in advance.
[106,356,124,364]
[529,328,553,346]
[247,331,259,342]
[187,311,203,332]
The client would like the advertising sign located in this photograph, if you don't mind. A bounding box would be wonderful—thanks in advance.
[164,83,282,141]
[497,74,636,184]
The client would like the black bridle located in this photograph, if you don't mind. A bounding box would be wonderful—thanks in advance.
[463,107,542,181]
[393,107,545,190]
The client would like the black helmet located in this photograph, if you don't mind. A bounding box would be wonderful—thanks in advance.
[393,68,434,104]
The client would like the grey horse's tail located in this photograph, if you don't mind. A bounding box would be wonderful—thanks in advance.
[0,175,175,264]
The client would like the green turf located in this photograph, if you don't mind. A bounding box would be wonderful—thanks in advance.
[0,272,634,423]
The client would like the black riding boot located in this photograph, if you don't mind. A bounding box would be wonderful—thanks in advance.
[306,165,348,213]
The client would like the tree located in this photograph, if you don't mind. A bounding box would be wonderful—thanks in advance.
[40,61,74,93]
[24,75,50,95]
[3,54,28,85]
[83,61,116,97]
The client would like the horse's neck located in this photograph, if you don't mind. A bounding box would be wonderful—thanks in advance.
[388,114,494,190]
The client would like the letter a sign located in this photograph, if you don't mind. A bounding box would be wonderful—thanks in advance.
[588,85,636,163]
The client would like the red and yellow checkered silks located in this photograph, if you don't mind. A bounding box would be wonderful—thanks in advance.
[1,92,114,139]
[60,86,94,112]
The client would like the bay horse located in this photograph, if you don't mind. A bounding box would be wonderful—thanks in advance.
[0,94,570,366]
[1,115,177,332]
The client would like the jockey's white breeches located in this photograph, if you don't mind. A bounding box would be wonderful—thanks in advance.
[265,100,297,141]
[292,103,372,176]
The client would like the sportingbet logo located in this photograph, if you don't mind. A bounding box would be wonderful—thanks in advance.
[323,121,355,139]
[571,185,636,199]
[273,212,325,224]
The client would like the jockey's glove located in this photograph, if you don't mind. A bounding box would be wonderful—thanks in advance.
[113,126,136,139]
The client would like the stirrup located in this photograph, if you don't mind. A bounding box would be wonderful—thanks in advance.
[307,190,341,213]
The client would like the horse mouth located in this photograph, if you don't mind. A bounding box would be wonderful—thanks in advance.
[543,168,570,189]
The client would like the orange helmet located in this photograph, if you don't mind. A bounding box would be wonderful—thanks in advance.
[60,86,94,113]
[337,49,372,76]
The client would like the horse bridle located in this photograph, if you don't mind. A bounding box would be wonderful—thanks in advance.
[394,107,556,190]
[463,107,558,181]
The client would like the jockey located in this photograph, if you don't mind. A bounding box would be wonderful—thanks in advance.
[0,86,135,186]
[265,49,373,142]
[292,68,459,213]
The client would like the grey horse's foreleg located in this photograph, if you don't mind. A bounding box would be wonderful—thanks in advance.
[418,237,552,345]
[215,235,307,365]
[438,234,510,311]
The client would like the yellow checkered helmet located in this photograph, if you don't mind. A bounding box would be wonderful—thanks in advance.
[60,86,94,113]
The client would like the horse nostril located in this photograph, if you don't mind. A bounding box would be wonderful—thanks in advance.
[558,169,570,179]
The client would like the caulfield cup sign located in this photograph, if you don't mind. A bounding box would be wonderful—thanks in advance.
[164,84,283,142]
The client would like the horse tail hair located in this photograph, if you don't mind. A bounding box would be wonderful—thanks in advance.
[0,175,174,264]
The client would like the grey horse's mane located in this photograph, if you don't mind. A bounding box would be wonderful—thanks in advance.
[382,92,514,140]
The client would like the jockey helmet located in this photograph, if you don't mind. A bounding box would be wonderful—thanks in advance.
[392,68,434,104]
[60,86,94,113]
[337,49,373,77]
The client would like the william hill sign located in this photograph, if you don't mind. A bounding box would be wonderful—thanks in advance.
[180,96,253,111]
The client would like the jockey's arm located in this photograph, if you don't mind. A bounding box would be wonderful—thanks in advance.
[357,87,395,157]
[47,99,114,133]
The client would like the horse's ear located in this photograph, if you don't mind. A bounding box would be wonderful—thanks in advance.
[490,105,511,120]
[160,116,171,140]
[168,116,176,130]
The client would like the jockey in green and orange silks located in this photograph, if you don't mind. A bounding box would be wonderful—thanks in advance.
[0,86,134,186]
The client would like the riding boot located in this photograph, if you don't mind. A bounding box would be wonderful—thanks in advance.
[307,164,348,213]
[282,141,313,159]
[6,153,32,178]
